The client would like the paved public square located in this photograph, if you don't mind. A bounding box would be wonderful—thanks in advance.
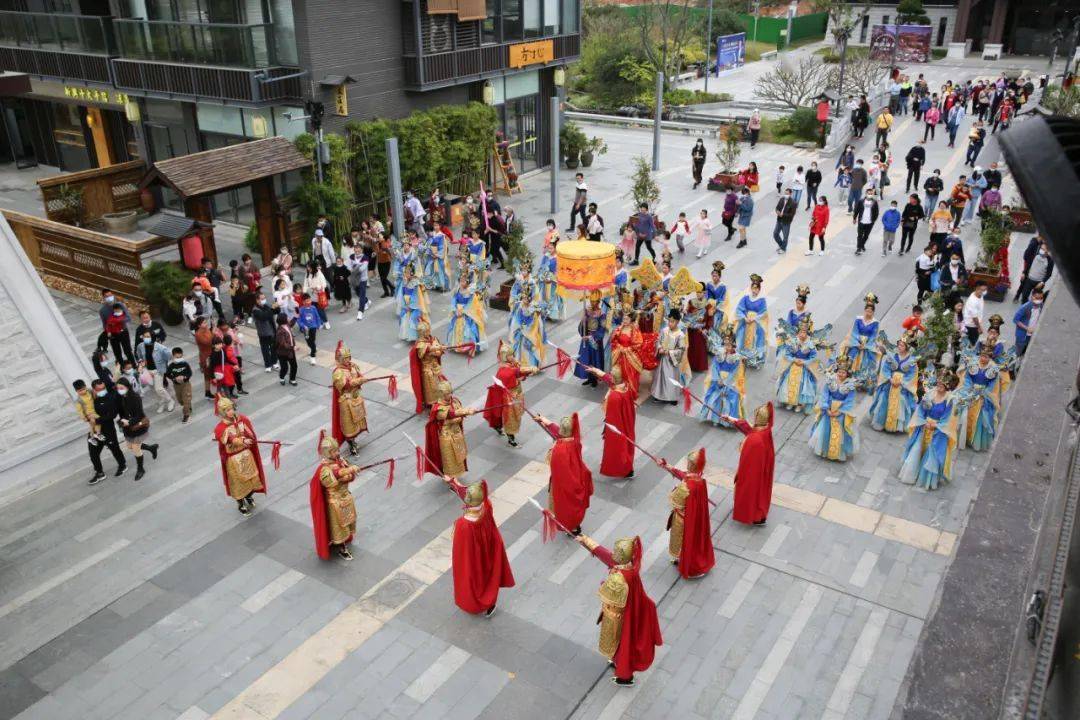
[0,56,1044,720]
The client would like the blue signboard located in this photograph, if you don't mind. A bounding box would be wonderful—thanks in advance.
[716,32,746,74]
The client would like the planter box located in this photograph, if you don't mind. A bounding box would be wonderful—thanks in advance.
[707,172,738,191]
[488,278,515,311]
[1007,207,1036,233]
[969,269,1009,303]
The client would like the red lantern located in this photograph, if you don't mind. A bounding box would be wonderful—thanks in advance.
[816,100,829,123]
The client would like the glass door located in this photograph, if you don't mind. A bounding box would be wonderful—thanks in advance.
[1,101,39,169]
[515,94,539,174]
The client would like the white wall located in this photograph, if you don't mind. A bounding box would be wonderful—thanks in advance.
[827,5,958,49]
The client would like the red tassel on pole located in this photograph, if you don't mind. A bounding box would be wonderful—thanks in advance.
[682,386,693,415]
[385,458,395,489]
[387,374,398,401]
[270,441,282,470]
[541,510,557,543]
[415,446,424,484]
[556,347,572,379]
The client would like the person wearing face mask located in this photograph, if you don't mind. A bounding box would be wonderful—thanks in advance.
[100,291,136,367]
[135,329,174,414]
[804,162,822,210]
[1013,287,1045,357]
[938,251,968,303]
[1017,238,1054,303]
[691,139,707,189]
[87,378,127,479]
[115,377,158,481]
[251,291,279,371]
[75,379,122,484]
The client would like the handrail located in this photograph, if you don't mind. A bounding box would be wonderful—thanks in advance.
[0,10,115,54]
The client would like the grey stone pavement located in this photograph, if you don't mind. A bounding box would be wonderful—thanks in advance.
[0,56,1044,720]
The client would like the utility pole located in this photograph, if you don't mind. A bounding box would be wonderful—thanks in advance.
[785,0,796,49]
[652,71,663,171]
[753,0,760,43]
[835,33,849,118]
[305,99,326,184]
[704,0,714,93]
[386,138,404,242]
[549,96,559,214]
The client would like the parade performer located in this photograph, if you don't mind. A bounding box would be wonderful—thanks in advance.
[409,320,445,413]
[704,261,728,322]
[446,274,488,353]
[573,534,663,686]
[309,430,358,561]
[733,273,769,369]
[898,367,960,490]
[614,249,630,290]
[484,342,539,447]
[609,302,644,400]
[868,332,920,433]
[840,293,882,390]
[774,318,823,414]
[575,290,609,387]
[683,286,710,373]
[213,394,267,516]
[508,285,547,366]
[657,448,715,579]
[722,402,775,525]
[957,348,1001,451]
[535,413,593,535]
[650,309,691,404]
[808,358,860,462]
[699,324,746,427]
[444,477,515,616]
[330,341,368,454]
[538,244,564,321]
[422,227,450,291]
[972,316,1015,394]
[599,366,637,478]
[784,284,812,332]
[425,380,477,479]
[509,266,540,307]
[395,262,429,341]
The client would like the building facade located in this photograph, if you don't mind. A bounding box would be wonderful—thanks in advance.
[0,0,580,221]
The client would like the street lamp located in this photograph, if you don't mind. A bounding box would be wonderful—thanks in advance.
[704,0,714,93]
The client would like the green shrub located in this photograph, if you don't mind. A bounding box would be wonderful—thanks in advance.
[243,222,261,256]
[663,89,733,105]
[140,261,192,314]
[758,107,821,145]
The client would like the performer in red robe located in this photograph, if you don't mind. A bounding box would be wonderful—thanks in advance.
[309,430,359,561]
[684,294,710,373]
[575,534,662,686]
[725,402,775,525]
[424,380,475,478]
[213,394,267,515]
[536,413,593,534]
[483,342,538,447]
[595,366,636,478]
[445,477,515,616]
[658,448,715,579]
[609,307,644,400]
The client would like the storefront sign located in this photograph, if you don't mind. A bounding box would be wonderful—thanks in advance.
[30,79,129,107]
[334,85,348,116]
[508,40,554,69]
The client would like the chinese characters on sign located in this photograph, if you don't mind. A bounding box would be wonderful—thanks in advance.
[63,86,129,105]
[508,40,554,69]
[334,85,348,116]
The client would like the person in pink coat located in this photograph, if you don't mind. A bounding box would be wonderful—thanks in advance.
[806,196,830,256]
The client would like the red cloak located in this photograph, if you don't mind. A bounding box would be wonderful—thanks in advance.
[482,365,520,429]
[548,415,593,530]
[677,476,715,579]
[686,302,709,372]
[309,463,352,561]
[600,386,636,477]
[330,381,367,444]
[408,346,424,413]
[609,539,663,679]
[213,416,267,497]
[423,404,444,477]
[450,481,515,613]
[732,402,776,524]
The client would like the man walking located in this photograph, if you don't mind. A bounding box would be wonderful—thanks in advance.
[899,193,925,256]
[922,169,943,216]
[804,162,822,210]
[1013,287,1044,356]
[251,291,278,372]
[904,143,925,193]
[630,203,657,265]
[875,108,894,149]
[135,328,174,414]
[99,289,135,366]
[965,122,986,167]
[568,173,588,231]
[772,189,797,254]
[963,281,988,344]
[852,189,879,256]
[1017,238,1054,303]
[945,102,965,147]
[75,379,124,484]
[89,378,127,479]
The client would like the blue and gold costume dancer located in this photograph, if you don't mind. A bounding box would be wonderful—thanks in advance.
[699,324,746,427]
[422,228,450,291]
[898,366,960,490]
[395,262,429,341]
[868,331,920,432]
[775,316,824,414]
[733,273,769,369]
[575,290,609,386]
[957,348,1002,452]
[538,244,564,321]
[446,273,487,353]
[508,284,547,367]
[808,357,860,462]
[840,293,882,391]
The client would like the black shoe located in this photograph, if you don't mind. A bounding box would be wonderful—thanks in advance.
[337,546,354,561]
[753,518,767,525]
[570,527,582,537]
[280,378,287,386]
[238,390,249,396]
[146,444,159,460]
[485,604,497,618]
[134,467,145,481]
[629,260,640,266]
[348,441,359,456]
[239,500,251,515]
[115,464,127,477]
[507,435,518,448]
[612,677,635,687]
[625,470,634,479]
[182,415,190,424]
[204,392,214,399]
[581,379,592,386]
[736,240,747,248]
[247,495,256,508]
[89,471,105,485]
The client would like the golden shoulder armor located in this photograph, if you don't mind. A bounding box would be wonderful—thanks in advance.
[598,571,629,609]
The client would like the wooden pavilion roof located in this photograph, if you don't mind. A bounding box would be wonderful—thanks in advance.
[139,136,310,199]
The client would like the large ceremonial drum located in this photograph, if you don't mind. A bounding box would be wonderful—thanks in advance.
[556,240,617,299]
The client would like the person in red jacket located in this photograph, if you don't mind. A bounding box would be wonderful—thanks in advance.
[536,412,593,535]
[574,534,662,686]
[722,402,776,525]
[444,477,514,616]
[807,196,830,256]
[658,448,715,579]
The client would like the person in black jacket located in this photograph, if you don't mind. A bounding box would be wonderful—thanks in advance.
[691,139,707,189]
[251,292,278,371]
[133,310,166,346]
[804,162,822,210]
[116,377,158,481]
[937,251,968,304]
[85,379,127,481]
[852,190,879,255]
[899,194,925,255]
[904,143,925,193]
[922,170,943,215]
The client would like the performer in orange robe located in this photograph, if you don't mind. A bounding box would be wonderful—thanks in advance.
[309,430,359,561]
[213,394,267,515]
[574,535,662,686]
[409,320,445,413]
[595,365,636,478]
[536,412,593,534]
[658,448,715,579]
[445,477,515,616]
[483,341,538,447]
[610,307,644,399]
[424,380,476,479]
[725,402,776,525]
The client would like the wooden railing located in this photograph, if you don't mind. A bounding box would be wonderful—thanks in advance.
[36,160,145,226]
[2,209,171,306]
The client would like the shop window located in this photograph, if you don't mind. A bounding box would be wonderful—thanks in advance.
[482,0,498,44]
[505,69,539,100]
[562,0,577,34]
[243,107,272,139]
[544,0,559,35]
[196,102,244,136]
[524,0,541,38]
[502,0,522,42]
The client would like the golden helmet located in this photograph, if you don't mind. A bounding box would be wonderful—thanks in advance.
[214,393,235,418]
[317,429,340,459]
[437,379,454,400]
[864,292,879,309]
[795,283,810,301]
[417,319,431,338]
[749,273,764,287]
[497,340,514,363]
[687,447,706,474]
[753,403,771,427]
[612,537,637,565]
[833,355,853,374]
[464,481,485,507]
[334,340,351,364]
[988,313,1004,331]
[712,260,725,277]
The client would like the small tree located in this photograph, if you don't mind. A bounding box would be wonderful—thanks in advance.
[753,58,830,109]
[626,156,661,210]
[503,218,533,275]
[633,0,698,89]
[922,290,956,365]
[896,0,931,25]
[975,209,1011,272]
[715,124,742,173]
[829,54,890,97]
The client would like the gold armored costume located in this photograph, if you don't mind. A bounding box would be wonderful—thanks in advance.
[435,381,469,477]
[332,343,368,440]
[316,434,358,544]
[415,321,445,406]
[581,535,635,660]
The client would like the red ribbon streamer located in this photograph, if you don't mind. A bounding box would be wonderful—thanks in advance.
[556,348,573,379]
[541,510,557,544]
[387,374,398,401]
[270,441,282,470]
[682,386,693,415]
[386,458,395,489]
[414,445,424,484]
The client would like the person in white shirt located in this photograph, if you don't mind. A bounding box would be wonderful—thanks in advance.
[914,244,937,302]
[789,166,806,205]
[962,281,987,344]
[311,229,336,269]
[404,191,426,234]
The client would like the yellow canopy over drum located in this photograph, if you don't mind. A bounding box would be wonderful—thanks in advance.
[556,240,617,299]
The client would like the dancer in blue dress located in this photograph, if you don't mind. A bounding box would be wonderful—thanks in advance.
[969,315,1015,395]
[733,273,769,369]
[614,249,629,291]
[808,357,860,462]
[957,348,1001,452]
[704,261,728,323]
[868,331,920,432]
[775,317,824,414]
[394,262,429,341]
[446,273,487,353]
[698,324,746,427]
[538,244,564,321]
[421,227,450,291]
[509,266,540,309]
[898,366,960,490]
[508,284,547,367]
[840,293,882,391]
[575,291,609,386]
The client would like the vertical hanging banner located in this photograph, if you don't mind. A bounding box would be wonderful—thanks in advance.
[715,32,746,75]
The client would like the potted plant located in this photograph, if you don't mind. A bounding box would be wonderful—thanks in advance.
[140,260,193,326]
[54,183,85,227]
[921,290,957,367]
[489,218,533,311]
[1004,196,1035,233]
[580,136,608,168]
[707,124,742,191]
[968,209,1011,302]
[560,121,587,169]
